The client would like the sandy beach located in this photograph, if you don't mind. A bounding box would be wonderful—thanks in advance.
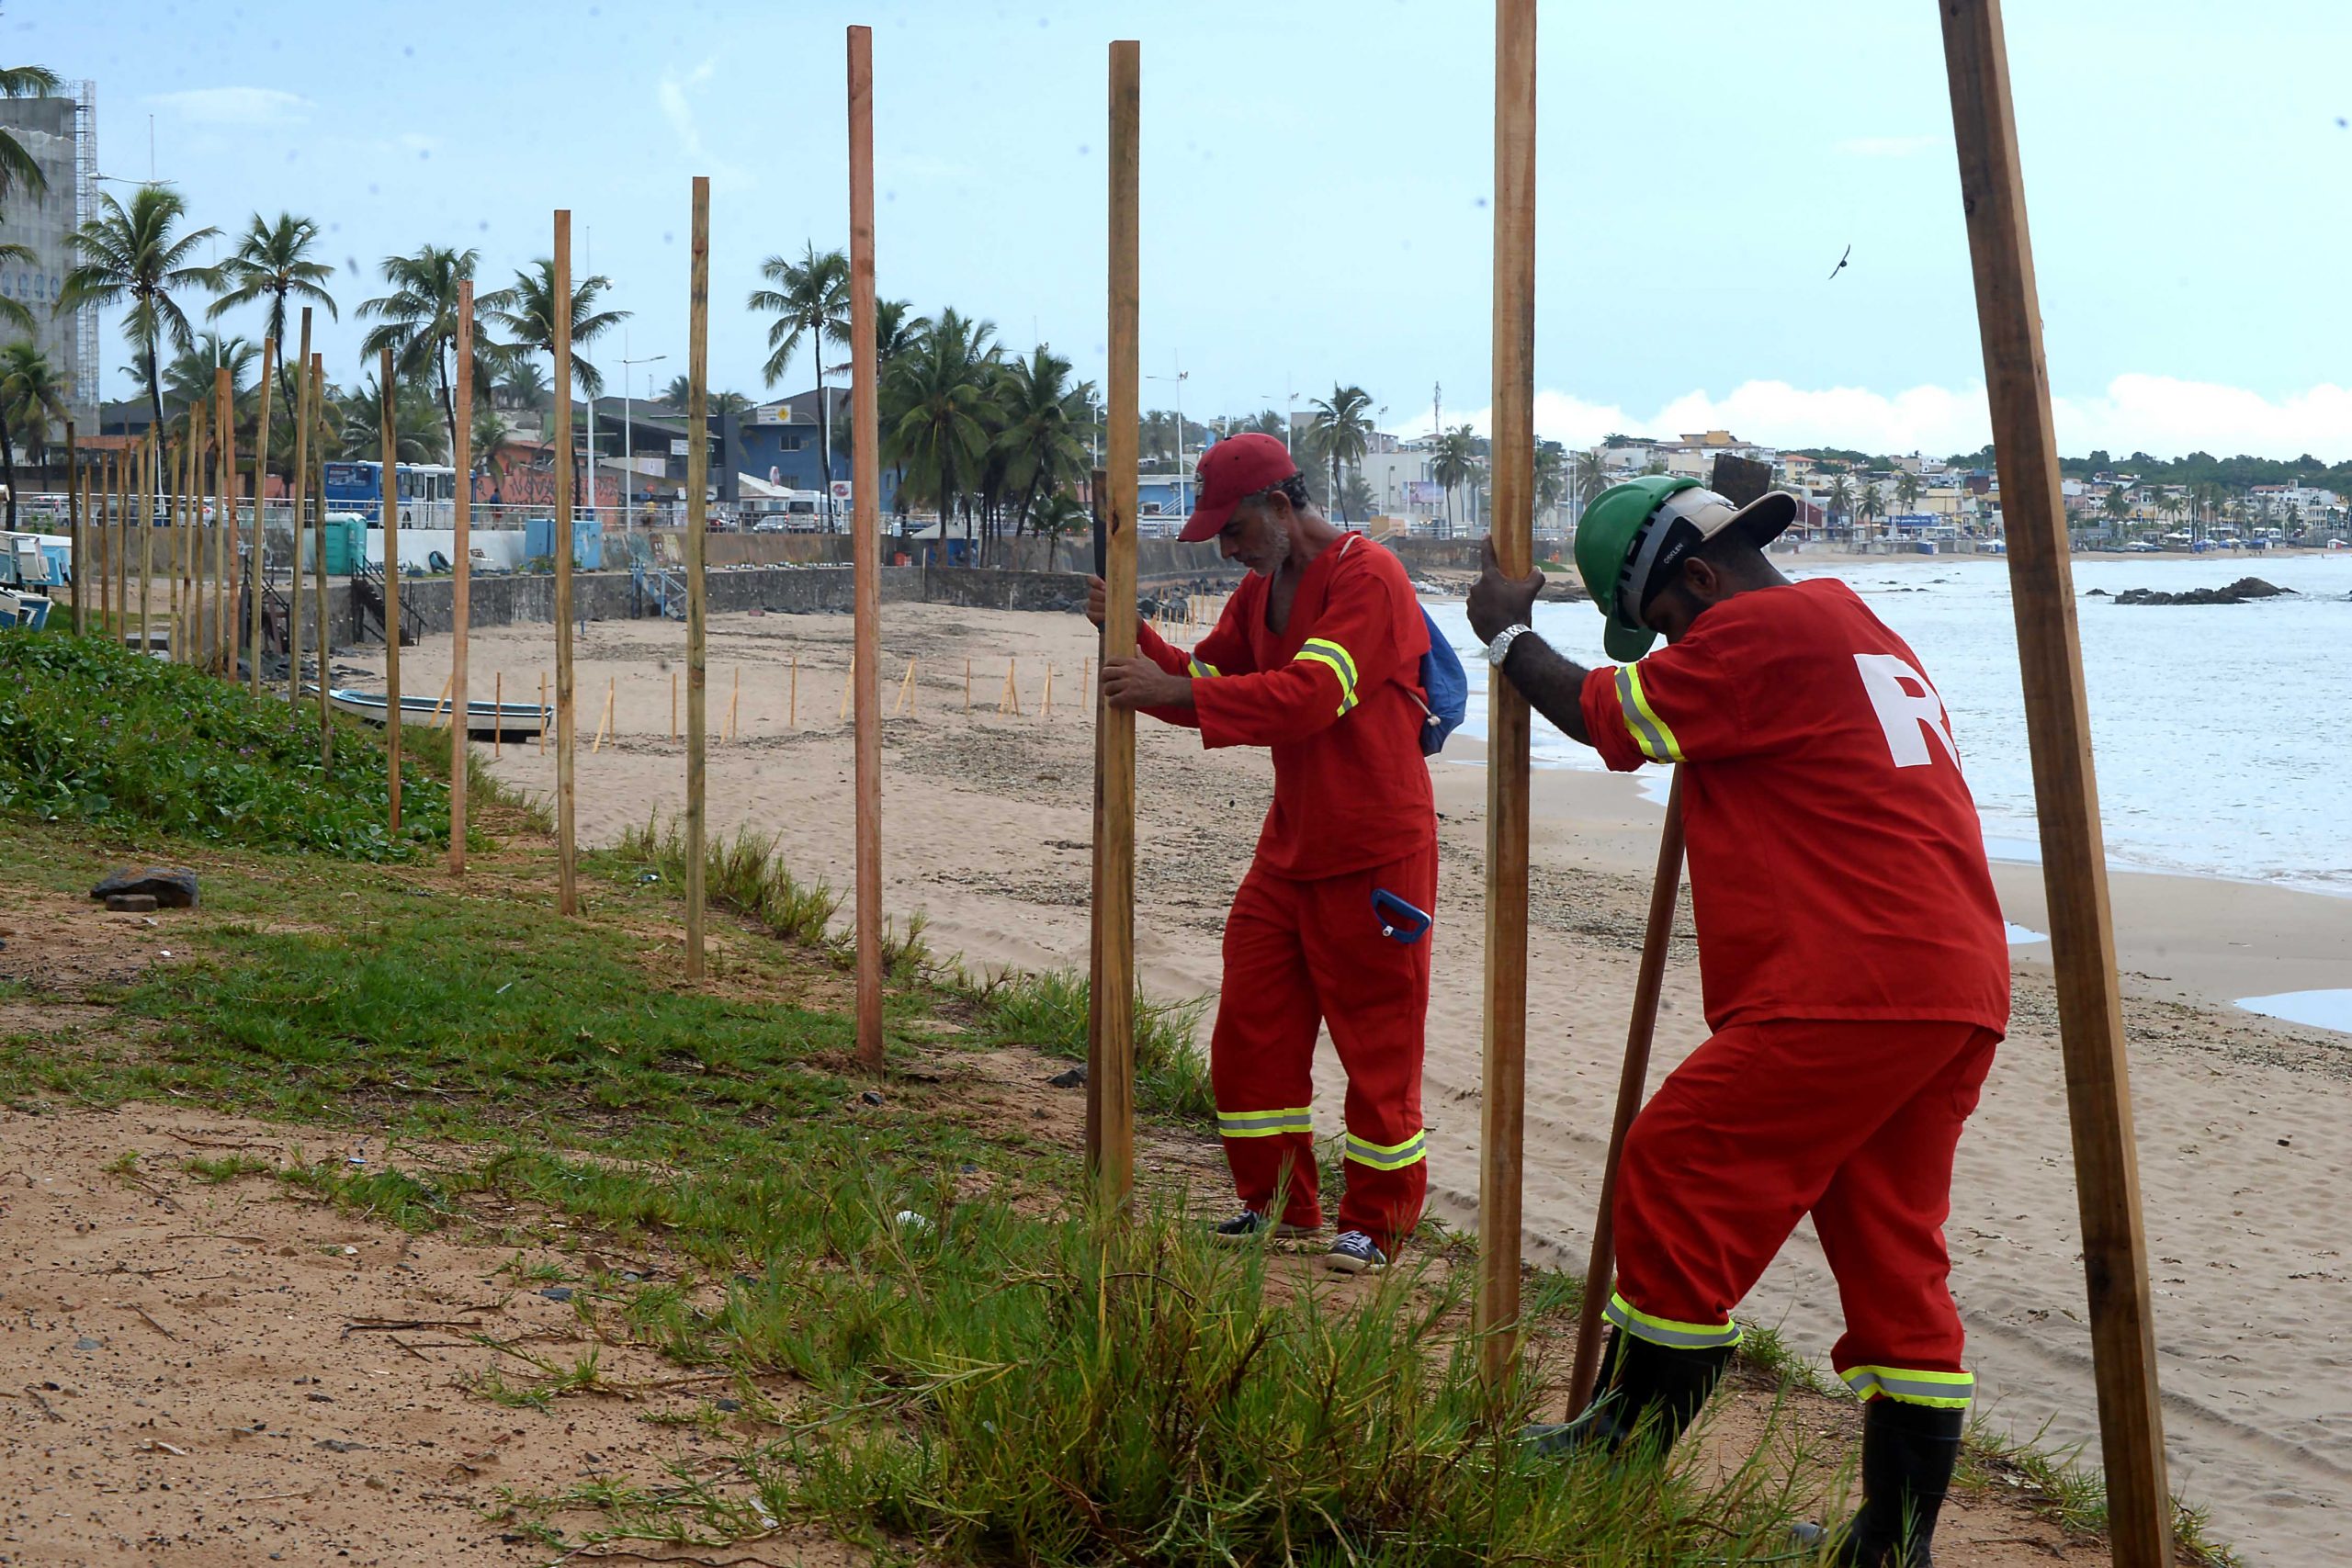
[354,597,2351,1565]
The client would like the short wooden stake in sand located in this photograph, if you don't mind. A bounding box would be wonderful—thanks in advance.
[787,651,798,728]
[494,671,503,761]
[431,674,454,727]
[1040,662,1054,718]
[671,671,679,740]
[1938,5,2172,1559]
[593,676,615,753]
[684,173,712,980]
[891,658,916,716]
[964,657,972,713]
[999,658,1022,715]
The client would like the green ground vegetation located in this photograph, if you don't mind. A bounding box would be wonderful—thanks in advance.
[0,635,2233,1565]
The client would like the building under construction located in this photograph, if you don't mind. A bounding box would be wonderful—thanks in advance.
[0,80,98,418]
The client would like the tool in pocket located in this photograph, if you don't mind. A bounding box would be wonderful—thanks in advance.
[1372,887,1431,944]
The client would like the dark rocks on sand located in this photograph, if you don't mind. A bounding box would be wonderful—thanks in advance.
[91,868,200,908]
[103,894,159,913]
[2110,578,2290,607]
[1047,1065,1088,1089]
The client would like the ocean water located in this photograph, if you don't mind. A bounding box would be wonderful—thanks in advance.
[1428,554,2352,897]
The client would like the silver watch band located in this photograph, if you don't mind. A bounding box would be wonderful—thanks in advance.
[1487,623,1533,667]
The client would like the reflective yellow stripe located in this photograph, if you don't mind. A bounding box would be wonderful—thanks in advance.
[1843,1366,1974,1408]
[1188,656,1221,679]
[1344,1130,1427,1170]
[1604,1292,1744,1350]
[1293,637,1360,716]
[1618,663,1685,763]
[1217,1106,1313,1139]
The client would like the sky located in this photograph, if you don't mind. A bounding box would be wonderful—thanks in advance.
[26,0,2352,460]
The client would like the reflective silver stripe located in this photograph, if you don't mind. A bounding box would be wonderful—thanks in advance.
[1605,1292,1744,1350]
[1842,1366,1974,1407]
[1615,666,1674,762]
[1217,1107,1313,1138]
[1344,1131,1427,1171]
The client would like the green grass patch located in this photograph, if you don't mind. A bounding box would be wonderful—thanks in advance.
[965,967,1214,1123]
[0,629,447,859]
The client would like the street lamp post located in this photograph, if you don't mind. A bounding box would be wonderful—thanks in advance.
[619,344,669,527]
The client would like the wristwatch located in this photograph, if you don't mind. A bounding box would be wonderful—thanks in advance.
[1486,623,1533,667]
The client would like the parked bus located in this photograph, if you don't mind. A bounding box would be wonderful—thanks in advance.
[322,460,459,525]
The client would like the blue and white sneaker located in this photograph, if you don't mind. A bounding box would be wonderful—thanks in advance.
[1325,1230,1388,1274]
[1210,1210,1315,1245]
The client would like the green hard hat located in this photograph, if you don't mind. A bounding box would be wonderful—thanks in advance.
[1575,475,1701,663]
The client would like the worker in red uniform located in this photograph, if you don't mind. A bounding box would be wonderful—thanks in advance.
[1091,432,1436,1275]
[1466,475,2009,1567]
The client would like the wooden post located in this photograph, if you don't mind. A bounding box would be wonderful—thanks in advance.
[311,356,333,766]
[432,673,455,725]
[187,400,207,662]
[1041,661,1053,719]
[963,656,971,713]
[593,675,615,752]
[64,421,80,633]
[380,346,403,835]
[553,209,579,915]
[288,311,313,704]
[540,671,548,754]
[494,671,503,761]
[672,671,679,740]
[1937,6,2172,1561]
[1568,775,1684,1416]
[892,657,916,717]
[249,337,275,695]
[1476,0,1538,1384]
[684,174,711,980]
[846,23,887,1072]
[450,284,473,874]
[136,436,152,656]
[1088,38,1142,1207]
[1000,657,1020,715]
[164,437,180,654]
[728,667,740,741]
[787,651,797,728]
[214,367,232,675]
[114,450,127,638]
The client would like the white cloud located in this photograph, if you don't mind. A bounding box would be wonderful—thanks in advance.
[658,59,753,192]
[1835,134,1947,158]
[147,87,315,127]
[1394,376,2352,462]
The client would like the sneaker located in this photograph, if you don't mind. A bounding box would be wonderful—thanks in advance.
[1325,1230,1388,1274]
[1210,1210,1315,1245]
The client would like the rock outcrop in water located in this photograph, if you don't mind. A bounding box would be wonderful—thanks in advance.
[2106,577,2290,606]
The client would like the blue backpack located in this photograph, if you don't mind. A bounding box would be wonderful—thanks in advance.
[1411,607,1468,756]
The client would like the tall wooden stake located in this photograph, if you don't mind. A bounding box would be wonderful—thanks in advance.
[136,436,152,655]
[451,282,474,874]
[684,175,711,980]
[553,209,579,916]
[381,346,402,834]
[311,355,332,764]
[187,401,207,661]
[214,367,232,675]
[1088,39,1142,1207]
[846,26,887,1070]
[164,437,180,654]
[1476,0,1538,1384]
[288,310,312,705]
[249,336,275,694]
[1937,6,2171,1561]
[64,421,80,632]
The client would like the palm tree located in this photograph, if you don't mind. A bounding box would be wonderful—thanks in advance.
[710,389,756,419]
[1430,424,1479,536]
[874,298,922,369]
[161,333,261,451]
[471,407,514,500]
[1858,481,1885,536]
[485,257,628,512]
[359,245,509,457]
[880,307,1000,552]
[991,345,1088,547]
[1030,489,1089,570]
[208,212,338,410]
[2102,486,2131,536]
[0,340,66,528]
[1304,383,1375,522]
[1827,475,1854,535]
[1570,446,1610,519]
[747,243,850,525]
[496,356,549,414]
[0,242,37,336]
[1895,469,1920,514]
[58,184,220,481]
[338,371,445,464]
[0,63,60,216]
[1533,439,1568,527]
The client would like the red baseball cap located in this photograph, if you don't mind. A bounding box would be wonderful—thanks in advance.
[1179,432,1300,542]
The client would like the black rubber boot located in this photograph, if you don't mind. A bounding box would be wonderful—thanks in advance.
[1523,1329,1734,1460]
[1794,1398,1965,1565]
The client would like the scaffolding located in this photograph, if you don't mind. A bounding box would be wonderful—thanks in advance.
[71,80,97,414]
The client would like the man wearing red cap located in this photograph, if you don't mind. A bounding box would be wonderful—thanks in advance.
[1090,432,1436,1273]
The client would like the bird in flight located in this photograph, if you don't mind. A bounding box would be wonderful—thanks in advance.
[1827,243,1852,280]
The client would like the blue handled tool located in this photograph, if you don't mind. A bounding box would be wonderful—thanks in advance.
[1372,887,1431,944]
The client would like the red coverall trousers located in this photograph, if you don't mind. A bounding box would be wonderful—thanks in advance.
[1211,842,1436,1250]
[1609,1018,1999,1409]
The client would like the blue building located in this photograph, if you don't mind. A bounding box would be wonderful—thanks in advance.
[731,386,900,518]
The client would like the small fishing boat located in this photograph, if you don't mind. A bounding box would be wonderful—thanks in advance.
[309,685,552,740]
[0,587,50,630]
